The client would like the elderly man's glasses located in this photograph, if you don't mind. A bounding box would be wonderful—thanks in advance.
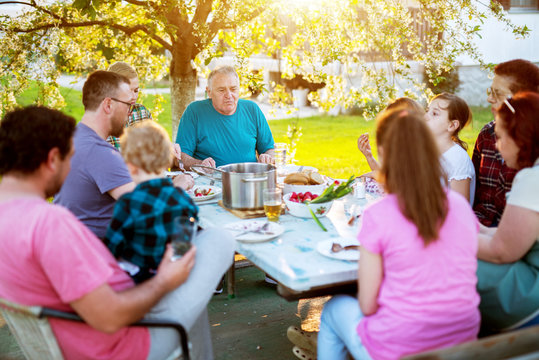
[110,97,134,113]
[486,87,511,100]
[487,88,515,114]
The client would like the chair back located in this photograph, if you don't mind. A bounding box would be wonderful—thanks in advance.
[0,297,64,360]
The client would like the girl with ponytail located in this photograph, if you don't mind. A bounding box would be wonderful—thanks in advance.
[425,93,476,204]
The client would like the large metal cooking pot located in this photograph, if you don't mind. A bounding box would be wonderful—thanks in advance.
[191,162,276,210]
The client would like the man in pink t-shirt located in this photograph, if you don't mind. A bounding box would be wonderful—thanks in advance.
[0,106,197,359]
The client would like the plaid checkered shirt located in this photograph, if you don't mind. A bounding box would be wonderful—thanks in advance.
[106,103,153,149]
[104,178,198,283]
[472,121,517,227]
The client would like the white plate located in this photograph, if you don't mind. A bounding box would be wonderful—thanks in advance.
[281,164,318,175]
[316,238,360,261]
[224,220,285,243]
[188,185,221,202]
[164,170,199,179]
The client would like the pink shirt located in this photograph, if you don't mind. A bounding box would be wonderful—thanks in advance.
[357,191,480,360]
[0,198,150,360]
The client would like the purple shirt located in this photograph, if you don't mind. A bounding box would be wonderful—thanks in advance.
[54,123,132,238]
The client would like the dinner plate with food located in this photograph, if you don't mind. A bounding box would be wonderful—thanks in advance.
[164,170,199,179]
[188,185,221,202]
[224,220,285,243]
[316,237,360,261]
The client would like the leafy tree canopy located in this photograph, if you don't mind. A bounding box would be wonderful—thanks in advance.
[0,0,529,131]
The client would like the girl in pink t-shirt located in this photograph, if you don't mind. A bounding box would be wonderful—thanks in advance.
[318,109,480,360]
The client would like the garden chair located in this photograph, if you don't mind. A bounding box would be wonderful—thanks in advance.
[0,297,190,360]
[403,323,539,360]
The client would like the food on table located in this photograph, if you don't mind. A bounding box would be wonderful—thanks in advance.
[331,243,360,253]
[194,187,214,197]
[284,172,310,185]
[310,176,355,204]
[284,170,324,185]
[288,192,319,203]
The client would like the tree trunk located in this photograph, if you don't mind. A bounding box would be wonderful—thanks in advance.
[170,69,197,140]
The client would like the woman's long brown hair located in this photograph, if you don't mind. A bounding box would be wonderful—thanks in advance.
[376,109,449,245]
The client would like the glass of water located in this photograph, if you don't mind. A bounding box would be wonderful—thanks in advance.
[170,216,197,261]
[273,143,288,175]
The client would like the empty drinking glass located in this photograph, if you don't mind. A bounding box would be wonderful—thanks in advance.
[171,216,197,261]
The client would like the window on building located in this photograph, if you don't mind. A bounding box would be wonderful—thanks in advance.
[510,0,538,9]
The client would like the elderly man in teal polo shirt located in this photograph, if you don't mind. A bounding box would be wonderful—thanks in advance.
[175,65,275,169]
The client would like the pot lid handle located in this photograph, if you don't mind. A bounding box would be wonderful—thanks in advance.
[190,165,225,181]
[241,176,268,182]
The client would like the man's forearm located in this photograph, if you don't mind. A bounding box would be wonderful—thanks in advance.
[71,278,171,334]
[182,152,203,170]
[71,247,195,334]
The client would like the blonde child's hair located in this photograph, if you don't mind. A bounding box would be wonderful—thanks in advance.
[108,62,138,80]
[120,121,173,174]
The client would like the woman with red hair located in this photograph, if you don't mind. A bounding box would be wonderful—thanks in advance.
[477,91,539,333]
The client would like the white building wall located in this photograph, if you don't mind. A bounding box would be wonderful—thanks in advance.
[456,8,539,106]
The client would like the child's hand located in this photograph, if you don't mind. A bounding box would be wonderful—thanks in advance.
[172,173,194,190]
[357,133,372,157]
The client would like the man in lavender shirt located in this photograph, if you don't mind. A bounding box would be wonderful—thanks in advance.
[54,70,194,238]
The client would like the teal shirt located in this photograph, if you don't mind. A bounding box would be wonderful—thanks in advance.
[176,99,274,167]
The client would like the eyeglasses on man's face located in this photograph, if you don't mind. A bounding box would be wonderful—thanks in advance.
[109,97,134,113]
[486,87,511,102]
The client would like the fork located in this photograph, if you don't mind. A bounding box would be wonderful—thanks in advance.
[234,222,271,237]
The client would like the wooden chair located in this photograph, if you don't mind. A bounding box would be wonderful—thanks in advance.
[402,324,539,360]
[0,297,190,360]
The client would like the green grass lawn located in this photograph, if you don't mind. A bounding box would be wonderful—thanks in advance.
[16,84,492,178]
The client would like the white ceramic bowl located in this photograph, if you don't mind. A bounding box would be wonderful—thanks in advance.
[283,193,333,218]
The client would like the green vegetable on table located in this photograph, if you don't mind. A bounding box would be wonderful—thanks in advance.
[308,205,327,231]
[308,175,355,231]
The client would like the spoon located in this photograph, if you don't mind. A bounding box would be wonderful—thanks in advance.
[331,243,360,253]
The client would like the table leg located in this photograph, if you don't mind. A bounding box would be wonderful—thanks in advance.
[226,261,235,299]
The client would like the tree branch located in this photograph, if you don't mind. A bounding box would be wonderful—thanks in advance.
[208,4,266,38]
[122,0,161,12]
[2,2,173,51]
[8,20,173,50]
[192,0,213,25]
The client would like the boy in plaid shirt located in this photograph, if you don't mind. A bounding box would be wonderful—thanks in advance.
[104,121,198,283]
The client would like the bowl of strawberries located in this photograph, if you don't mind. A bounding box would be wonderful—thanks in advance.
[283,191,334,218]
